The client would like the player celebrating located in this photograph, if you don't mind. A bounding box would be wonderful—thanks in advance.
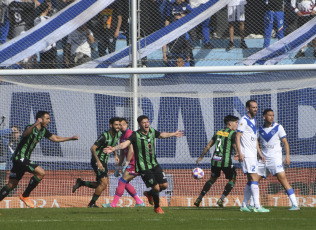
[72,117,121,207]
[0,111,78,208]
[102,118,145,208]
[104,115,184,214]
[257,109,299,210]
[194,115,239,208]
[237,100,269,212]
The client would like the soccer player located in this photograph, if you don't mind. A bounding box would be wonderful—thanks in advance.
[0,111,78,208]
[102,118,145,208]
[257,108,299,210]
[237,100,270,212]
[104,115,184,214]
[194,115,239,208]
[72,117,121,207]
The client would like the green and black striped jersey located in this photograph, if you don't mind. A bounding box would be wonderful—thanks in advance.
[211,128,236,168]
[128,127,161,172]
[93,130,121,164]
[12,125,53,161]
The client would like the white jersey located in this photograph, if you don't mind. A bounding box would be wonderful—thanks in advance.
[67,29,93,57]
[228,0,247,7]
[259,122,286,160]
[237,114,257,158]
[291,0,316,15]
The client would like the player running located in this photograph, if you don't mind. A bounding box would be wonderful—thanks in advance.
[0,111,78,208]
[256,108,299,210]
[102,118,145,208]
[104,115,184,214]
[194,115,239,208]
[72,117,121,207]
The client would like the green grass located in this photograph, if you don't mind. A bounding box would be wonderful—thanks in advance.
[0,207,315,230]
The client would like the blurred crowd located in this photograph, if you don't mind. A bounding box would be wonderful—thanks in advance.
[0,0,315,68]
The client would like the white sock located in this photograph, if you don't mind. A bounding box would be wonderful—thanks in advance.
[250,181,260,209]
[242,182,252,208]
[249,195,254,207]
[287,188,298,206]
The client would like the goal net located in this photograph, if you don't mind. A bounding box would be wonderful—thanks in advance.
[0,70,315,208]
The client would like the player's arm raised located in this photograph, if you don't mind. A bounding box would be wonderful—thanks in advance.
[48,135,78,142]
[281,137,290,167]
[104,140,131,153]
[23,118,42,137]
[159,130,184,139]
[197,139,214,164]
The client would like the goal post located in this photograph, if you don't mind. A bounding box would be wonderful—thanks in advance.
[0,67,315,208]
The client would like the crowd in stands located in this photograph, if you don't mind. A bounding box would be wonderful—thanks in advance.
[0,0,315,68]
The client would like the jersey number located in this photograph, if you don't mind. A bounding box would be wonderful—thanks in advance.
[216,138,222,152]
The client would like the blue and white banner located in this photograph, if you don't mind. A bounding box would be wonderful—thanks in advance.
[0,0,114,67]
[76,0,230,68]
[243,16,316,65]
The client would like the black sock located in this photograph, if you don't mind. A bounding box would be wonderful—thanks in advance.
[83,181,98,189]
[22,176,41,197]
[89,193,100,205]
[152,190,160,208]
[198,180,213,200]
[222,181,235,198]
[0,185,11,201]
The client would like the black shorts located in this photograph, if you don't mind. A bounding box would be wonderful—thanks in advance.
[91,159,108,181]
[211,165,236,180]
[9,159,39,181]
[139,165,167,188]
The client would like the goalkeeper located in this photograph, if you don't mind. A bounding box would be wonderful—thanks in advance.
[102,118,145,208]
[194,115,239,208]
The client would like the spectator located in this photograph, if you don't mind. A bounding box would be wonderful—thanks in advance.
[0,0,11,44]
[189,0,213,49]
[263,0,285,48]
[163,0,194,66]
[226,0,247,51]
[8,0,37,39]
[34,0,57,68]
[65,24,95,67]
[291,0,316,58]
[93,0,123,57]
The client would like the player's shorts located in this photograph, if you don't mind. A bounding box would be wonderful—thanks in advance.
[228,5,245,22]
[241,157,258,174]
[139,165,167,188]
[91,159,108,181]
[9,159,39,181]
[257,158,284,178]
[211,165,236,180]
[126,160,140,176]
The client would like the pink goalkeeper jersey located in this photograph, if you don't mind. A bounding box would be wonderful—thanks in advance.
[120,128,135,163]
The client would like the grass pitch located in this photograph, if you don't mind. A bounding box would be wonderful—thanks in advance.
[0,207,315,230]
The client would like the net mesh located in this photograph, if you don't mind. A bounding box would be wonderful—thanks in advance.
[0,70,315,208]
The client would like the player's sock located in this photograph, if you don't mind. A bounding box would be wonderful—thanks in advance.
[242,182,252,208]
[249,195,254,207]
[89,193,100,205]
[125,182,143,204]
[220,181,235,200]
[152,190,160,208]
[0,185,12,201]
[22,175,41,197]
[250,181,260,209]
[111,178,127,207]
[198,179,213,200]
[286,188,298,206]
